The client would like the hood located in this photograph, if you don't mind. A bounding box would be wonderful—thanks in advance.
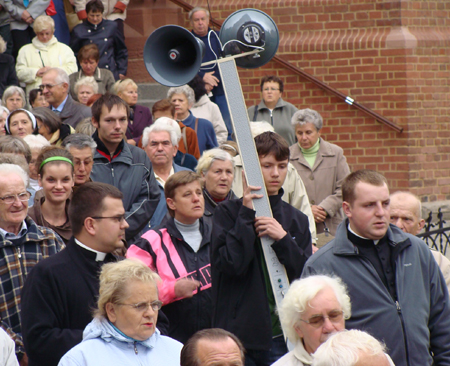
[82,317,160,349]
[31,35,58,50]
[192,95,210,108]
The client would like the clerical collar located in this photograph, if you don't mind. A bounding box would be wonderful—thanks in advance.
[348,223,380,245]
[74,238,107,261]
[0,220,28,239]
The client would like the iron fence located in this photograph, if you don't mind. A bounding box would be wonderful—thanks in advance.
[417,208,450,255]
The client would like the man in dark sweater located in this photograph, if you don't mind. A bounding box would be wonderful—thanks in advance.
[20,182,129,366]
[211,132,312,366]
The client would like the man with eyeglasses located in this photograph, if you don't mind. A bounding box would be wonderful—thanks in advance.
[21,182,128,366]
[302,170,450,366]
[247,75,297,146]
[41,67,91,128]
[0,164,64,365]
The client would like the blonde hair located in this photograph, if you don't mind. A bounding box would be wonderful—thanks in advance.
[33,15,55,33]
[113,78,138,95]
[95,259,160,319]
[196,148,234,175]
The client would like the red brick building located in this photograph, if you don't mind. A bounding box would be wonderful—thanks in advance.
[125,0,450,202]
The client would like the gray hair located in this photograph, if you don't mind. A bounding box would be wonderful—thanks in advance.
[152,117,182,143]
[250,121,275,138]
[75,117,96,136]
[0,153,30,179]
[312,330,388,366]
[0,106,9,116]
[44,68,70,86]
[23,134,50,150]
[33,14,55,33]
[196,148,235,175]
[188,6,210,21]
[167,85,195,107]
[0,163,29,188]
[278,275,351,344]
[2,86,26,108]
[0,135,32,163]
[62,133,97,155]
[142,120,178,147]
[291,108,323,131]
[74,76,99,95]
[0,35,6,54]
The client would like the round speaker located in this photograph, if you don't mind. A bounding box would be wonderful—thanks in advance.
[143,25,205,87]
[219,9,279,69]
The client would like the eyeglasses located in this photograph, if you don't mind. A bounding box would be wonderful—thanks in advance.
[0,192,31,204]
[39,82,64,91]
[299,310,344,328]
[263,88,280,92]
[91,214,126,223]
[118,300,163,312]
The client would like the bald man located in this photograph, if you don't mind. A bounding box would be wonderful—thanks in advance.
[390,191,450,293]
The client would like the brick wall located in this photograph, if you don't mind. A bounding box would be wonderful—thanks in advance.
[125,0,450,201]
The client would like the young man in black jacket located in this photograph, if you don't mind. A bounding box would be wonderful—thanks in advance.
[211,132,312,366]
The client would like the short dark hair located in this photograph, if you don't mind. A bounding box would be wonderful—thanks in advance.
[254,131,289,162]
[181,328,245,366]
[78,44,100,63]
[32,107,62,134]
[152,99,175,118]
[342,169,388,205]
[91,93,130,125]
[164,171,202,218]
[0,135,32,163]
[86,0,104,14]
[69,182,123,235]
[29,89,43,107]
[187,75,207,102]
[260,75,284,93]
[36,146,74,175]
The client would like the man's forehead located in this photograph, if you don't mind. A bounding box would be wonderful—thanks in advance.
[0,173,25,191]
[354,181,389,200]
[192,10,208,19]
[100,104,127,118]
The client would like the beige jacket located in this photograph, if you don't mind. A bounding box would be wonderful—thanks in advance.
[431,249,450,294]
[232,155,317,243]
[289,138,350,236]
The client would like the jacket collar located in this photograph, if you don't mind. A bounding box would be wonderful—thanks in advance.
[193,95,209,108]
[93,130,127,163]
[332,219,412,256]
[290,138,335,171]
[161,215,211,250]
[32,35,58,50]
[256,97,288,111]
[0,216,56,247]
[293,341,313,364]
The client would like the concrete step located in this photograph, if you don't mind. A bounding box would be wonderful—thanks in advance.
[137,83,170,109]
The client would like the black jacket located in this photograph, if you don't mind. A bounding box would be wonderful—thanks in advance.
[70,19,127,80]
[129,215,213,344]
[211,190,312,351]
[0,53,19,98]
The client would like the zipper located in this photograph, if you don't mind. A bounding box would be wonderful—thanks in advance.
[111,167,114,178]
[134,342,138,354]
[17,246,26,285]
[270,110,274,126]
[395,300,410,366]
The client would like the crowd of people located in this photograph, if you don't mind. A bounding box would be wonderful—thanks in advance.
[0,4,449,366]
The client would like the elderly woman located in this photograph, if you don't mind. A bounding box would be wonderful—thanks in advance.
[58,259,183,366]
[273,275,350,366]
[290,109,350,245]
[0,35,19,99]
[15,15,77,96]
[5,108,36,137]
[247,75,297,145]
[29,88,49,108]
[168,85,218,154]
[28,146,74,244]
[196,148,236,214]
[2,86,26,112]
[69,44,115,100]
[74,76,98,105]
[127,171,213,344]
[114,78,152,145]
[33,107,74,145]
[23,134,50,191]
[0,106,8,135]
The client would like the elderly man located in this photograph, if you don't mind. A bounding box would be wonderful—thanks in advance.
[142,118,191,230]
[41,68,92,127]
[62,133,96,187]
[168,85,218,154]
[181,328,245,366]
[90,93,160,242]
[302,169,450,366]
[0,164,64,364]
[390,190,450,293]
[274,275,350,366]
[312,330,395,366]
[189,6,232,140]
[20,182,128,366]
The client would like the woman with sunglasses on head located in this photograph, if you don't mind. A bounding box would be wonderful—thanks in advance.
[58,259,182,366]
[28,146,74,244]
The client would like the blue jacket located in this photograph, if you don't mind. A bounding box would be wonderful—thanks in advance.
[143,163,191,233]
[183,111,218,154]
[58,318,182,366]
[302,220,450,366]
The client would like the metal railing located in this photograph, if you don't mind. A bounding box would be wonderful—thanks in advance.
[417,208,450,255]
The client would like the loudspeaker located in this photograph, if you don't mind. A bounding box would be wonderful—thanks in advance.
[220,8,279,69]
[143,25,205,87]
